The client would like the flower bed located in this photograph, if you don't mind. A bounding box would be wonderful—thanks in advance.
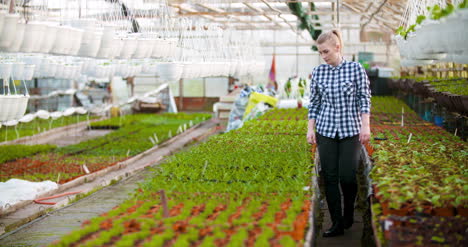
[369,96,467,246]
[49,108,315,246]
[0,113,211,183]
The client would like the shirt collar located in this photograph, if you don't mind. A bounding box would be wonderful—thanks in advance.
[328,57,346,71]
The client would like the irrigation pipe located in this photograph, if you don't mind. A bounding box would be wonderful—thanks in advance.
[33,191,82,205]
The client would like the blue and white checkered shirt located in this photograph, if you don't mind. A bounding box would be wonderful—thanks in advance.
[308,59,371,139]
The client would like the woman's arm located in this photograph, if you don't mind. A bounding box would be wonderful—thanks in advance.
[360,113,370,144]
[307,70,320,144]
[307,119,316,144]
[356,64,371,144]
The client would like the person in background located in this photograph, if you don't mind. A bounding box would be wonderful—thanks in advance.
[307,29,371,237]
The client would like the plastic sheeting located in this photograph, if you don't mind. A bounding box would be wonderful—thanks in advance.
[0,179,58,209]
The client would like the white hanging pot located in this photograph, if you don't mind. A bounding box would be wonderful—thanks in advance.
[69,28,84,55]
[142,61,158,74]
[32,23,48,53]
[35,110,50,119]
[39,24,59,54]
[119,37,138,59]
[109,38,123,59]
[22,64,35,80]
[78,28,103,57]
[167,39,179,59]
[50,26,70,55]
[20,23,46,53]
[3,120,18,127]
[114,62,129,77]
[75,107,87,114]
[0,14,19,50]
[133,39,153,59]
[0,12,5,36]
[50,111,63,119]
[0,96,8,122]
[11,62,25,80]
[156,62,183,81]
[15,95,29,120]
[63,107,76,117]
[151,39,165,58]
[6,22,25,52]
[96,27,115,59]
[19,113,35,123]
[0,62,12,79]
[2,95,20,122]
[51,62,62,79]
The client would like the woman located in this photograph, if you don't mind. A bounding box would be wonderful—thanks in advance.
[307,29,371,237]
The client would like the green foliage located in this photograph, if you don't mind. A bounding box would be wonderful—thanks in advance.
[0,144,56,164]
[396,2,461,39]
[48,108,313,246]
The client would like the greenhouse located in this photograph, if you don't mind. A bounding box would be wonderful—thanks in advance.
[0,0,466,246]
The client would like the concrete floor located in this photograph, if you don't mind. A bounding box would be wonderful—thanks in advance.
[316,201,364,247]
[0,171,145,247]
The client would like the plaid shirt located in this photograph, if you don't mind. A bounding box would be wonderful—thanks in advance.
[308,59,371,139]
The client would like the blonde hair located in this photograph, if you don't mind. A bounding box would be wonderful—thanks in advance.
[316,29,343,53]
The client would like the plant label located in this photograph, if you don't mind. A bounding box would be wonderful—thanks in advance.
[154,133,159,143]
[407,133,412,144]
[83,164,90,174]
[384,219,393,230]
[401,107,404,127]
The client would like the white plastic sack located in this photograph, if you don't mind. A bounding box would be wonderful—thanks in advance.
[0,179,58,209]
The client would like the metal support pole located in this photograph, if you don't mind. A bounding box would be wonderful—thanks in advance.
[179,78,183,110]
[9,0,15,13]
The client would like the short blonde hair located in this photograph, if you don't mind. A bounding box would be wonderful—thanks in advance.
[316,29,343,53]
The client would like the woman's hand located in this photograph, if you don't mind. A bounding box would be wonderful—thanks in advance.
[359,125,370,144]
[307,119,316,144]
[360,113,370,144]
[307,130,316,144]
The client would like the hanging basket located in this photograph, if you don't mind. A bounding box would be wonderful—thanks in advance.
[39,24,59,54]
[0,95,29,122]
[20,23,46,53]
[68,28,84,56]
[118,37,138,59]
[11,62,25,80]
[0,14,19,50]
[6,22,25,53]
[77,28,103,57]
[156,62,183,82]
[0,63,12,79]
[50,26,71,55]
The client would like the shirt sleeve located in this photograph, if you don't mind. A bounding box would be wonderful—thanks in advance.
[356,63,371,114]
[308,68,321,120]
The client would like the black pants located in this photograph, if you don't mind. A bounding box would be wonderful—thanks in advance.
[317,133,360,225]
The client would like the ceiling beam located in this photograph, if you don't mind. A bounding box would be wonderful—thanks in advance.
[342,2,396,31]
[176,11,336,17]
[169,3,216,21]
[195,2,257,30]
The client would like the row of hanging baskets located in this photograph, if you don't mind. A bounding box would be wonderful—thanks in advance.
[1,55,265,81]
[0,14,179,60]
[0,107,89,128]
[395,8,468,66]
